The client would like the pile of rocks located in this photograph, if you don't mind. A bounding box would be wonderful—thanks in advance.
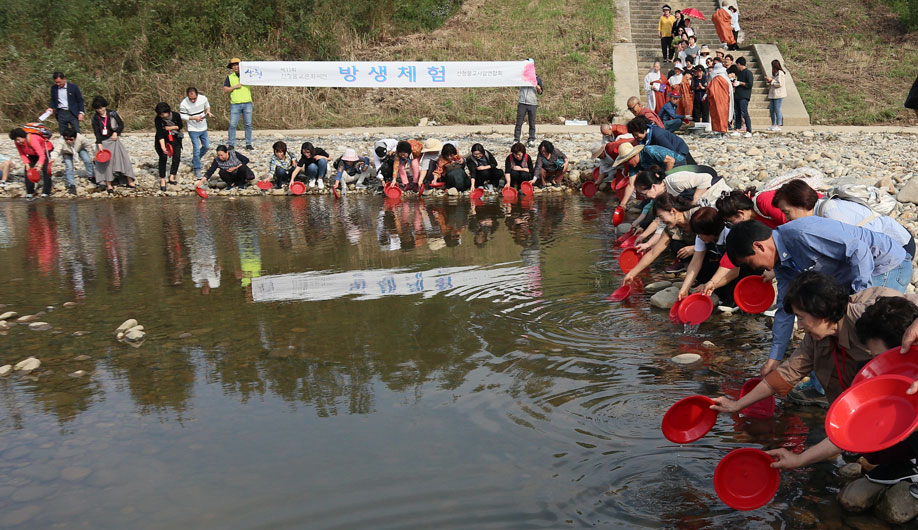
[115,319,146,346]
[837,462,918,524]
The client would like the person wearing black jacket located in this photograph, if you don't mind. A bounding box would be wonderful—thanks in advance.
[154,102,184,191]
[199,145,255,189]
[504,142,535,189]
[466,143,503,190]
[45,72,85,134]
[627,116,695,165]
[691,65,709,123]
[732,57,754,136]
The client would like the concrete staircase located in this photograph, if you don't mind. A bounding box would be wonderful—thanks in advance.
[629,0,771,125]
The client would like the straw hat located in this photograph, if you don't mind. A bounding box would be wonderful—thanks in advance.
[611,143,644,168]
[341,148,359,162]
[700,45,711,54]
[590,142,606,158]
[605,135,634,159]
[422,138,444,153]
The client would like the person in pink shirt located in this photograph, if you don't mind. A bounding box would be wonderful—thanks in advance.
[9,127,51,199]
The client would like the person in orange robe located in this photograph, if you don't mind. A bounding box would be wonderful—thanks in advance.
[677,69,694,117]
[713,4,737,48]
[708,60,734,132]
[653,75,670,112]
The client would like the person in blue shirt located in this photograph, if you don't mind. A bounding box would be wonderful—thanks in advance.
[725,217,912,377]
[627,116,695,164]
[658,93,686,133]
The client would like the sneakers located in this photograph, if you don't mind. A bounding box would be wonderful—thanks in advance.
[228,145,235,150]
[67,185,77,195]
[0,181,7,188]
[910,484,918,500]
[245,145,254,150]
[40,193,48,199]
[317,179,325,190]
[730,131,741,137]
[787,382,829,408]
[866,460,918,485]
[774,126,782,131]
[308,179,317,188]
[25,193,33,200]
[744,132,753,138]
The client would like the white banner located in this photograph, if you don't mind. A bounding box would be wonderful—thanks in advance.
[238,61,538,88]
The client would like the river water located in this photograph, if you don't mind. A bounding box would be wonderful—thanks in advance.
[0,195,852,528]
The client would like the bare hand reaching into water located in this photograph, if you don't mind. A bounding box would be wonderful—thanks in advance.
[710,396,741,414]
[765,448,802,469]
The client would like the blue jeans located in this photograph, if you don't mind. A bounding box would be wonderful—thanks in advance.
[188,131,210,174]
[63,150,95,186]
[662,118,683,133]
[871,255,914,294]
[769,98,784,126]
[305,159,328,181]
[228,102,253,147]
[734,98,751,132]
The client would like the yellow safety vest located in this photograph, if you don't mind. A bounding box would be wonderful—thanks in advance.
[228,72,253,105]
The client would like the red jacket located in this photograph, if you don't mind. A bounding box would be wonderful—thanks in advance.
[16,133,48,168]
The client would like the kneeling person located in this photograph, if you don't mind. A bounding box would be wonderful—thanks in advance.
[199,145,255,189]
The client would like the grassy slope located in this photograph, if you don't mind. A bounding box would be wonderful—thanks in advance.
[740,0,918,125]
[0,0,614,130]
[283,0,616,128]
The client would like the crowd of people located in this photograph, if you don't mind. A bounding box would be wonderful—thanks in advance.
[652,3,786,135]
[2,60,566,199]
[592,89,918,497]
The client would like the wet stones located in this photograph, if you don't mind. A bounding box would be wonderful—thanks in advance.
[876,482,918,524]
[15,314,38,323]
[27,322,51,331]
[14,357,40,373]
[650,286,680,309]
[671,353,702,365]
[644,281,672,293]
[838,477,887,512]
[59,466,92,482]
[116,319,146,345]
[0,311,17,320]
[840,462,864,479]
[0,365,11,376]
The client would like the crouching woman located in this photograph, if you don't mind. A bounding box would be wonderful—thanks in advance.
[711,272,918,481]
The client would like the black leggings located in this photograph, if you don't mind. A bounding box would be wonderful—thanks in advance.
[155,142,182,179]
[25,155,52,195]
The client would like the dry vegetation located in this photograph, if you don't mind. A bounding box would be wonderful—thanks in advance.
[740,0,918,125]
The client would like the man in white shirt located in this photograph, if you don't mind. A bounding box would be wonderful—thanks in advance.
[179,87,214,178]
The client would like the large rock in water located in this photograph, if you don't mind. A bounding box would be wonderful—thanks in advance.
[877,482,918,524]
[898,179,918,204]
[650,286,680,309]
[838,477,887,512]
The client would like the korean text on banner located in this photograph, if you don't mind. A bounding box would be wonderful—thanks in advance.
[239,61,539,88]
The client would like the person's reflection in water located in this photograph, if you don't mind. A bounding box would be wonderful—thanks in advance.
[230,202,262,296]
[0,202,15,250]
[432,203,469,248]
[25,203,59,276]
[468,201,503,248]
[61,202,95,299]
[161,203,187,286]
[188,202,221,295]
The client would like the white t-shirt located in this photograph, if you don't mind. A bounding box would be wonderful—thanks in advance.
[373,139,398,169]
[180,94,211,132]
